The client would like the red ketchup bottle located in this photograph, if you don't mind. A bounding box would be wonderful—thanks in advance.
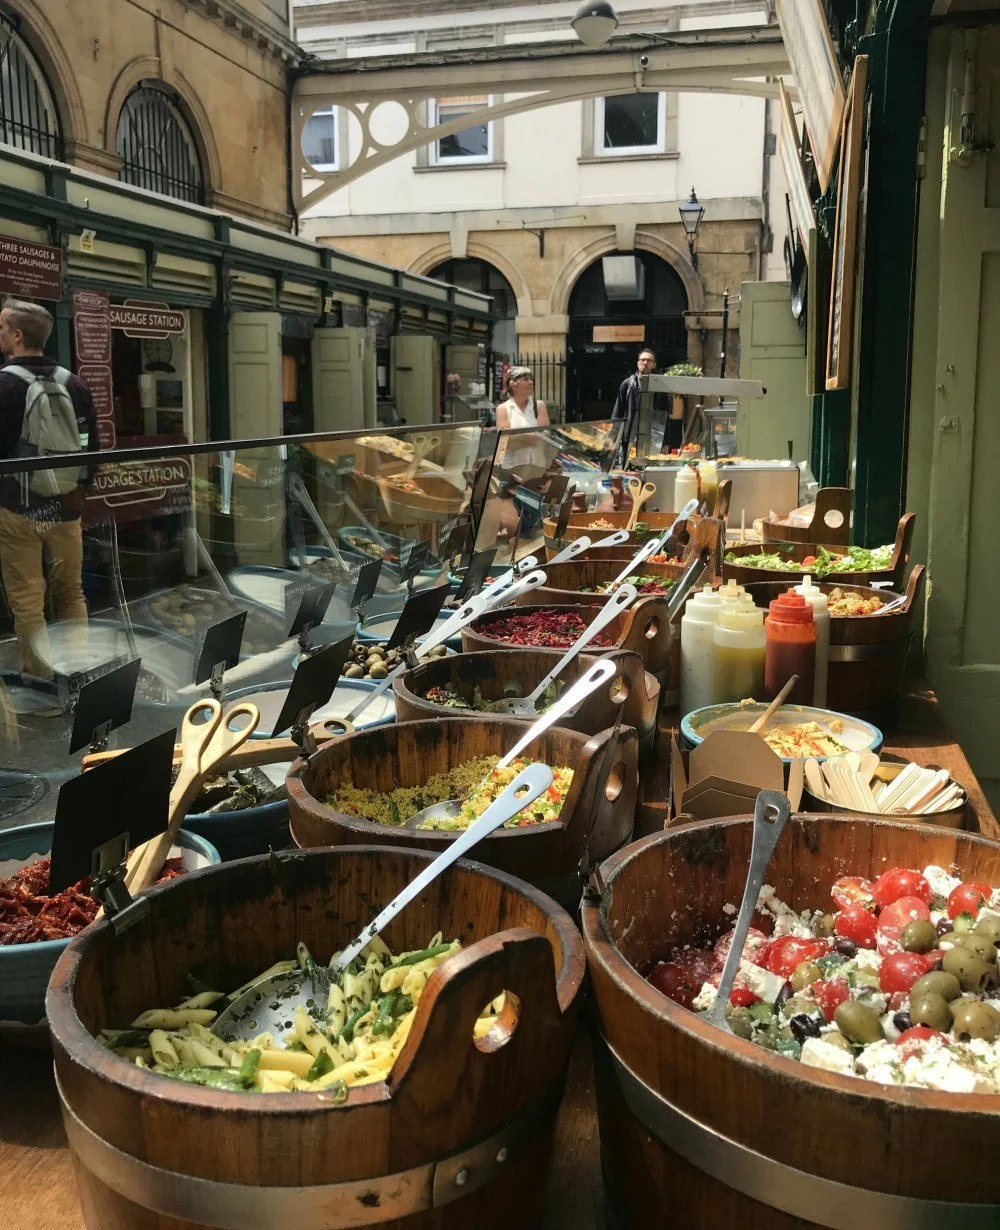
[764,592,816,704]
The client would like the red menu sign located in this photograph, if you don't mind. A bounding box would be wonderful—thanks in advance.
[72,290,115,448]
[84,446,192,525]
[109,300,186,338]
[0,238,63,301]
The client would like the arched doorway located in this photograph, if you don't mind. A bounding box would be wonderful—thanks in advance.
[429,258,517,356]
[567,250,688,420]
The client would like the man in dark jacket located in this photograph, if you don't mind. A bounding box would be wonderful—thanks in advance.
[611,348,670,463]
[0,298,99,682]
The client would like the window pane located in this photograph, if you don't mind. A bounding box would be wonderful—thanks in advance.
[603,94,659,149]
[303,111,336,168]
[438,107,489,159]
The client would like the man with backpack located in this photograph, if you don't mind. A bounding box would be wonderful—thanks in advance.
[0,298,99,683]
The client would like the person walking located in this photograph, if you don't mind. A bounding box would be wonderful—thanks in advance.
[0,299,99,683]
[492,365,551,540]
[495,365,550,433]
[611,348,673,463]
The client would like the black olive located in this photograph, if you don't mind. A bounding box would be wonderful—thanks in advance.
[936,917,954,937]
[789,1014,822,1043]
[893,1011,912,1034]
[834,937,858,958]
[775,981,793,1012]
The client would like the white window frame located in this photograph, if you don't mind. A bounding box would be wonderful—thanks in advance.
[595,93,667,157]
[301,105,339,173]
[430,96,494,166]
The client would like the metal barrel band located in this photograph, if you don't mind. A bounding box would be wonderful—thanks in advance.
[57,1072,555,1230]
[594,1029,1000,1230]
[827,636,911,663]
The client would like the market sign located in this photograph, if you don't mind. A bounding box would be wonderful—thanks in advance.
[593,325,645,343]
[0,237,63,301]
[85,455,193,525]
[775,0,846,194]
[72,290,115,448]
[109,300,186,339]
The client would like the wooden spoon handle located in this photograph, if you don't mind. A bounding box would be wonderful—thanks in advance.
[748,675,799,734]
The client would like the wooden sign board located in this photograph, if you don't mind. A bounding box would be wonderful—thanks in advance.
[593,325,645,343]
[778,81,816,252]
[826,56,869,392]
[776,0,846,194]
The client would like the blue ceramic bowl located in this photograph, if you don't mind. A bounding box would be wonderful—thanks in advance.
[355,611,464,651]
[679,702,883,764]
[0,824,219,1030]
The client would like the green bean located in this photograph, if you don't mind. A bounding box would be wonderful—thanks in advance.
[371,994,397,1036]
[339,1004,371,1042]
[390,942,454,969]
[305,1049,335,1082]
[238,1049,262,1086]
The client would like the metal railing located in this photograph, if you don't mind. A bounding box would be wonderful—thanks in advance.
[0,11,63,160]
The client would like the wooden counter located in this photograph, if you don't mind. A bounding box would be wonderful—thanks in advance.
[0,681,993,1230]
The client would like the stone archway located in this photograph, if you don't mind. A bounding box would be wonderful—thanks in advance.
[4,0,88,148]
[409,239,534,319]
[550,230,704,319]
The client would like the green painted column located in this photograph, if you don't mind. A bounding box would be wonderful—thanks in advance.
[206,305,230,441]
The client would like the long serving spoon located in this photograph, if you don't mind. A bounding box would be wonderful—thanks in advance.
[211,761,554,1044]
[545,529,632,568]
[493,584,638,716]
[705,790,792,1034]
[405,658,618,827]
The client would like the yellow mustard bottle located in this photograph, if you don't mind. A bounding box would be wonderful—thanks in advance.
[713,594,766,704]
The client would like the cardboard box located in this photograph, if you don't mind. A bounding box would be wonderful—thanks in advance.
[669,730,803,824]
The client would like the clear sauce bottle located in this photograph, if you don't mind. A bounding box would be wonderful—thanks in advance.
[717,578,746,607]
[764,592,816,705]
[792,576,830,706]
[699,460,719,510]
[680,585,723,716]
[674,464,699,514]
[713,595,766,704]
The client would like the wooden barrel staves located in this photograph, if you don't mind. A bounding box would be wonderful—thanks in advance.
[392,648,660,756]
[462,597,673,677]
[582,815,1000,1230]
[287,717,639,909]
[760,487,852,547]
[542,508,687,550]
[48,847,585,1230]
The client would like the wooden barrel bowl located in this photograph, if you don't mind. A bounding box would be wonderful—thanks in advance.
[759,487,852,548]
[287,718,638,909]
[529,557,686,604]
[378,474,469,524]
[48,846,585,1230]
[392,648,660,759]
[461,596,673,677]
[582,814,1000,1230]
[542,509,691,550]
[724,513,915,589]
[742,566,925,727]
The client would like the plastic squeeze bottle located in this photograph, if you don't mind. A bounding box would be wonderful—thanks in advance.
[680,585,724,716]
[674,464,699,514]
[764,592,816,705]
[716,578,746,607]
[713,595,766,704]
[793,576,830,706]
[699,460,719,509]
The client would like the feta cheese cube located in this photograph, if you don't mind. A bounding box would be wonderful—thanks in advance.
[691,981,717,1013]
[800,1036,857,1076]
[923,865,961,900]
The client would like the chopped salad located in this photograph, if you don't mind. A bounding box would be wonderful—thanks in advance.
[725,544,893,578]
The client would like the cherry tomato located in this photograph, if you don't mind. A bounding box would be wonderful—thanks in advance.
[764,935,830,978]
[896,1026,949,1060]
[714,927,770,969]
[802,555,816,566]
[831,876,875,911]
[813,978,850,1022]
[835,904,879,948]
[947,881,992,920]
[871,868,932,909]
[878,950,938,994]
[887,991,909,1012]
[877,896,932,946]
[648,949,716,1008]
[728,984,761,1008]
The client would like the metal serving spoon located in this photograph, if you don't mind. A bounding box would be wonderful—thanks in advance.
[405,658,618,827]
[705,790,792,1034]
[211,761,554,1044]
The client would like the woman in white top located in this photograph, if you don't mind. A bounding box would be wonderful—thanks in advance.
[495,366,551,431]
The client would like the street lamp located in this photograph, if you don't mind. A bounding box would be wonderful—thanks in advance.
[679,186,705,269]
[571,1,619,48]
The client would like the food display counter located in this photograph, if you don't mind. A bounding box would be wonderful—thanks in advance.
[642,459,800,524]
[2,423,999,1230]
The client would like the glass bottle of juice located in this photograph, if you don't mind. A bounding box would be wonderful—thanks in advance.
[764,592,816,704]
[714,595,766,704]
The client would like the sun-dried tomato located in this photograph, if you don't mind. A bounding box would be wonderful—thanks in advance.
[473,609,613,649]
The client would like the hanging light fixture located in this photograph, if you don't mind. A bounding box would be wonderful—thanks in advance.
[678,186,706,269]
[571,1,619,48]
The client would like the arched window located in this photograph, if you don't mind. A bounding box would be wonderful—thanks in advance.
[116,83,203,204]
[0,9,62,159]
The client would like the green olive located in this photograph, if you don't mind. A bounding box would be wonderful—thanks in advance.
[950,1000,1000,1043]
[834,1000,883,1045]
[911,971,961,1002]
[956,932,997,962]
[974,915,1000,946]
[729,1014,754,1040]
[823,1031,856,1055]
[942,947,996,993]
[345,664,365,679]
[909,991,953,1032]
[812,913,836,938]
[368,663,388,680]
[900,919,938,954]
[781,994,817,1020]
[790,961,823,992]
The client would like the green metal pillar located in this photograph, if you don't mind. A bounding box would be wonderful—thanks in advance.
[852,0,935,544]
[206,305,230,440]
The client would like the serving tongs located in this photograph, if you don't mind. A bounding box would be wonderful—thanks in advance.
[604,497,701,591]
[406,658,618,827]
[492,584,638,716]
[705,790,791,1035]
[546,529,630,567]
[211,760,554,1044]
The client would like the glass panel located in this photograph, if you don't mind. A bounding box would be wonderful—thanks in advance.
[302,109,337,170]
[603,94,660,150]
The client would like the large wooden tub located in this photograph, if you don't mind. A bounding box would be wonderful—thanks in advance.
[288,718,638,908]
[462,597,673,677]
[528,557,685,604]
[392,648,660,758]
[48,846,586,1230]
[582,814,1000,1230]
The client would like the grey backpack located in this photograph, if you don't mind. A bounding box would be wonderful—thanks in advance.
[5,365,85,497]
